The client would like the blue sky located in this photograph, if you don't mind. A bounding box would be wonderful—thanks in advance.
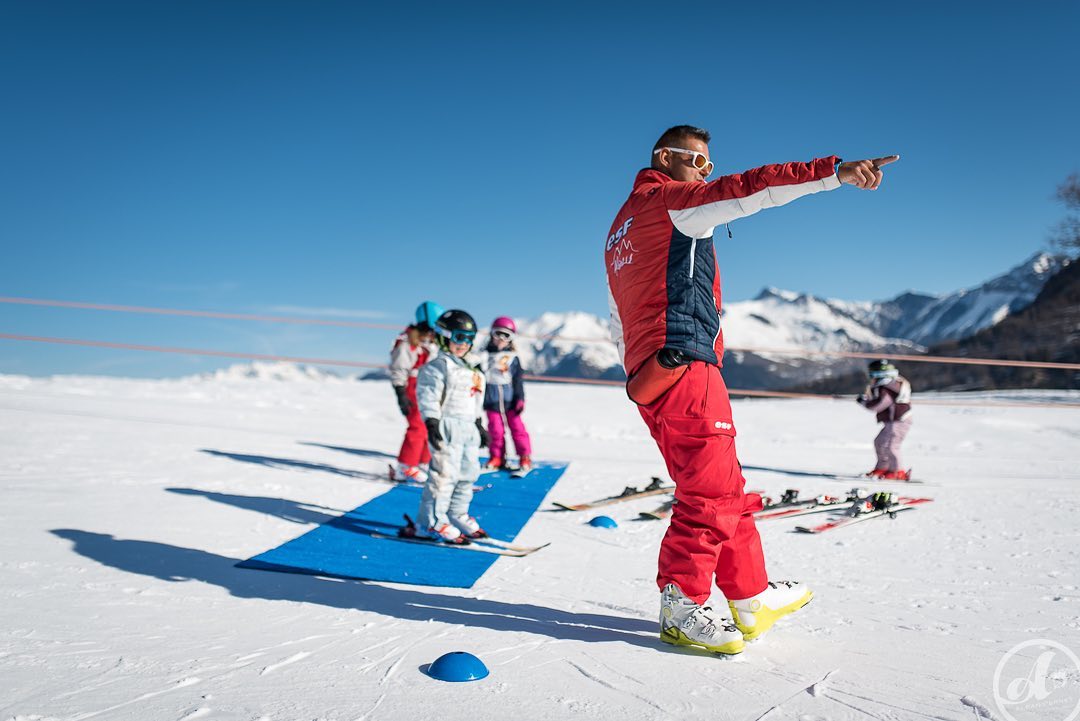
[2,1,1078,377]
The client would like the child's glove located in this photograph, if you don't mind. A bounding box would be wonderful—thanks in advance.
[512,398,525,414]
[855,394,867,405]
[394,386,413,416]
[476,418,490,448]
[425,418,443,449]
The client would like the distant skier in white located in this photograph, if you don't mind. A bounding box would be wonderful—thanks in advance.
[408,309,491,544]
[857,359,913,480]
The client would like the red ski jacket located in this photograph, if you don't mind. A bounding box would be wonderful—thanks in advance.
[605,159,841,376]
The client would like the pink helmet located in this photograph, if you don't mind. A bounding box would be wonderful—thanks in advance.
[491,316,517,334]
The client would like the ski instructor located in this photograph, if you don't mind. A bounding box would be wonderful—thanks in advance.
[605,124,898,655]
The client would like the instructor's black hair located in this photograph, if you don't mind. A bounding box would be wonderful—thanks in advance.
[653,125,711,152]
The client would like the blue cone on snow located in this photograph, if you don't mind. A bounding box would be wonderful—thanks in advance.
[427,651,489,682]
[589,515,618,529]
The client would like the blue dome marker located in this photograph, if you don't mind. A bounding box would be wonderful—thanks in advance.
[427,651,489,682]
[589,515,618,529]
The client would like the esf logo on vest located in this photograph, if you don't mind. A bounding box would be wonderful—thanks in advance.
[605,217,634,252]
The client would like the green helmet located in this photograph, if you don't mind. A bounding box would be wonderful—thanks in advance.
[867,359,899,384]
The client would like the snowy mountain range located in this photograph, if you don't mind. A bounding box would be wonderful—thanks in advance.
[221,252,1068,391]
[518,252,1069,389]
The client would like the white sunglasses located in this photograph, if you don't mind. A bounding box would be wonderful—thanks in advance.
[653,146,714,174]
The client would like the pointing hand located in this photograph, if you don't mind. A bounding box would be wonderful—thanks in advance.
[838,155,899,190]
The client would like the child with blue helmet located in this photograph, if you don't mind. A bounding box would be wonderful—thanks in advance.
[388,301,443,482]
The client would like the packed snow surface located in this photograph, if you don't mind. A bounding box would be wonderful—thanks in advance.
[2,367,1079,720]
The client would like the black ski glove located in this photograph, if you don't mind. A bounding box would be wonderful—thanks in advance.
[425,418,443,449]
[856,394,867,405]
[394,386,413,416]
[476,418,490,448]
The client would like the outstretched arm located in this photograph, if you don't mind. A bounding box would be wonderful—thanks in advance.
[838,155,900,190]
[663,154,901,238]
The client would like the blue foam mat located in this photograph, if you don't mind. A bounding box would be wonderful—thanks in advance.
[237,462,568,588]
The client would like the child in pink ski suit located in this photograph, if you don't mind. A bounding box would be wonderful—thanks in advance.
[481,317,532,472]
[857,359,913,480]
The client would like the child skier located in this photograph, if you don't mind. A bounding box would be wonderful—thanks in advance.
[408,309,491,544]
[481,316,533,474]
[388,301,443,483]
[856,359,913,480]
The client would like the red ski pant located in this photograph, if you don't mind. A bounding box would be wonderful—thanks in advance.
[397,377,431,467]
[638,361,768,605]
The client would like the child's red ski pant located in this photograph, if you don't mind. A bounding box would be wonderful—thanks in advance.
[397,377,431,467]
[637,361,769,604]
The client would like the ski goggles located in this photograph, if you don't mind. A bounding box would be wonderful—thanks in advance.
[653,146,713,174]
[492,329,514,341]
[441,328,476,345]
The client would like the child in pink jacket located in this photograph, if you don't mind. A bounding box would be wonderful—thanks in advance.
[857,359,913,481]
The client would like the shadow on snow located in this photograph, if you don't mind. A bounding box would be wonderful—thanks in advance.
[50,529,661,650]
[200,449,387,482]
[297,442,397,462]
[165,488,345,526]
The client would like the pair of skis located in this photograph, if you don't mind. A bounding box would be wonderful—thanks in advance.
[561,482,933,535]
[551,477,674,512]
[637,488,858,522]
[370,514,550,557]
[824,469,925,485]
[369,531,549,556]
[794,494,932,534]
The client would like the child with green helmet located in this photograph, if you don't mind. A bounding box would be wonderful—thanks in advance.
[856,359,914,480]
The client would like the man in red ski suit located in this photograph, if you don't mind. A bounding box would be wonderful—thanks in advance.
[605,124,897,651]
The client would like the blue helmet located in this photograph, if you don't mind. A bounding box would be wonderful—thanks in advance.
[415,301,445,332]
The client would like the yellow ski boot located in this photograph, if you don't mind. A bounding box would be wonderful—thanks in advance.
[728,581,813,641]
[660,584,745,655]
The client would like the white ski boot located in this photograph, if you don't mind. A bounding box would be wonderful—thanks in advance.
[728,581,813,640]
[450,514,488,539]
[418,522,469,545]
[660,584,745,655]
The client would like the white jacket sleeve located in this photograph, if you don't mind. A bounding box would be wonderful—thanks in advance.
[416,358,445,421]
[389,341,414,388]
[606,278,625,368]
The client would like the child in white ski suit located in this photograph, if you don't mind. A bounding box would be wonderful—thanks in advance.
[415,309,490,543]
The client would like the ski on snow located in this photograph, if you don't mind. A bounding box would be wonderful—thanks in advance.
[754,489,868,521]
[367,532,547,556]
[822,468,926,485]
[638,499,675,520]
[638,488,854,522]
[552,477,674,511]
[369,514,550,556]
[794,496,933,534]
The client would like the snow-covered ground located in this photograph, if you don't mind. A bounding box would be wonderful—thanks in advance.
[2,369,1079,721]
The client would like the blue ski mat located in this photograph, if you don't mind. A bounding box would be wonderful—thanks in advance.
[237,462,568,588]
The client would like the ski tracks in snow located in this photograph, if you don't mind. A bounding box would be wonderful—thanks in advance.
[257,650,311,675]
[563,653,671,716]
[66,676,202,721]
[750,667,962,721]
